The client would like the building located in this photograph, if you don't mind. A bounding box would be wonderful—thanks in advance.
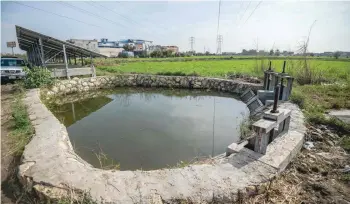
[148,45,162,52]
[66,39,99,53]
[98,38,121,48]
[118,39,153,51]
[97,39,123,57]
[99,47,124,58]
[162,45,179,53]
[97,38,153,57]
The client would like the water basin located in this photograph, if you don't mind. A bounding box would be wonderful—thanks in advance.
[48,88,249,170]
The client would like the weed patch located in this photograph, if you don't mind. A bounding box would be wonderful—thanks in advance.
[7,90,34,157]
[23,67,54,89]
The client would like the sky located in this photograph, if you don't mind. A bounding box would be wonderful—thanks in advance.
[1,1,350,54]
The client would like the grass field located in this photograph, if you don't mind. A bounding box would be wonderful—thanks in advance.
[96,58,350,83]
[92,55,350,65]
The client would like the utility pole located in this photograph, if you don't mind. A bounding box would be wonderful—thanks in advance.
[189,36,195,52]
[216,35,223,55]
[204,46,206,53]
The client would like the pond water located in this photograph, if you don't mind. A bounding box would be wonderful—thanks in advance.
[48,88,249,170]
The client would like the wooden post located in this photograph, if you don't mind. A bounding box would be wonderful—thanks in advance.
[63,44,70,79]
[39,37,45,67]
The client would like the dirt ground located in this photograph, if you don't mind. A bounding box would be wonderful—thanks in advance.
[1,84,17,204]
[0,83,349,204]
[246,124,350,204]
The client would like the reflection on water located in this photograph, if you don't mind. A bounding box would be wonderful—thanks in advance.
[48,88,249,170]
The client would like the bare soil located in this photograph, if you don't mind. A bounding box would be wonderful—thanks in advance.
[246,124,350,204]
[1,84,17,204]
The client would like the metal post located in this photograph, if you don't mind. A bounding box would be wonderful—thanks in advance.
[39,37,45,67]
[74,55,77,65]
[268,61,272,71]
[71,102,76,121]
[63,44,70,79]
[271,85,280,113]
[280,61,286,100]
[11,47,14,56]
[282,61,286,73]
[90,54,96,77]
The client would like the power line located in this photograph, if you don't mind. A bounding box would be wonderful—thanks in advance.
[88,1,171,38]
[57,1,130,30]
[243,1,262,24]
[88,1,141,26]
[216,0,222,36]
[216,0,222,55]
[13,2,102,28]
[239,1,251,23]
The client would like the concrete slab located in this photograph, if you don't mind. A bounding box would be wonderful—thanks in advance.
[226,140,248,156]
[328,109,350,124]
[264,108,291,123]
[252,119,276,133]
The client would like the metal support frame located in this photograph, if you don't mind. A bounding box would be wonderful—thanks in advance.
[44,51,62,63]
[90,54,96,77]
[39,37,45,67]
[63,44,70,79]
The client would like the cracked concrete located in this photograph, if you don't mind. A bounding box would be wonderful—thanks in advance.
[18,87,305,203]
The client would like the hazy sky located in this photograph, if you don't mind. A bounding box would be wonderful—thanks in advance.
[1,1,350,54]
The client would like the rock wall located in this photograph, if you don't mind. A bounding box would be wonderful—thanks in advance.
[46,74,262,97]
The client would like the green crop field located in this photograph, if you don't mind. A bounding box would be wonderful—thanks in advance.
[96,58,350,82]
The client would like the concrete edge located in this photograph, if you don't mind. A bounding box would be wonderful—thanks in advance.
[18,77,305,203]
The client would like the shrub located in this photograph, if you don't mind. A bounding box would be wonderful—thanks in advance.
[23,67,53,89]
[290,89,305,109]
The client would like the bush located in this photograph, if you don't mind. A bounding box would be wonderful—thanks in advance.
[290,90,305,109]
[23,67,53,89]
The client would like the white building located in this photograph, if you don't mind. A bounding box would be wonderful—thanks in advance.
[67,39,99,53]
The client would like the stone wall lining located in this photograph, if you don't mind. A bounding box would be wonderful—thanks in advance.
[46,74,262,97]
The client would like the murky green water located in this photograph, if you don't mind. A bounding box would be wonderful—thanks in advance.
[48,88,249,170]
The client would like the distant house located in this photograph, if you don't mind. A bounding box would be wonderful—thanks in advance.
[149,45,162,52]
[97,39,124,57]
[67,39,99,53]
[162,45,179,53]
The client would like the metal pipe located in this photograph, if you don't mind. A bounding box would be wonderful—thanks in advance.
[280,61,286,99]
[268,61,272,71]
[271,85,280,113]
